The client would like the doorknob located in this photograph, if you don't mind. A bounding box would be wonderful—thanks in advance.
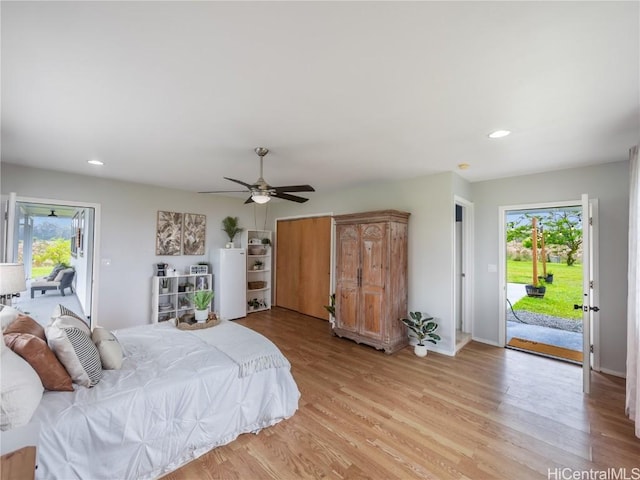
[574,304,600,312]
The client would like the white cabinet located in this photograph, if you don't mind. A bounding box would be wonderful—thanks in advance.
[151,273,213,323]
[243,230,272,313]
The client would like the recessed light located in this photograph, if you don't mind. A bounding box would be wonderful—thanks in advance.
[458,163,470,170]
[488,130,511,139]
[88,159,104,166]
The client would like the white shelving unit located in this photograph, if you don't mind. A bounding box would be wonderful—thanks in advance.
[243,229,272,313]
[151,273,213,323]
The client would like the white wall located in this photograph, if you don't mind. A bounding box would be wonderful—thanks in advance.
[471,161,630,375]
[270,172,462,355]
[1,163,269,330]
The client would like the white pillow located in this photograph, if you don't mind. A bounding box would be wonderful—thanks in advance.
[46,325,102,387]
[0,305,21,332]
[50,304,90,335]
[91,327,123,370]
[1,346,44,430]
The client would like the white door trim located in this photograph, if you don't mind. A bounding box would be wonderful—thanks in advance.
[10,195,101,326]
[453,196,474,341]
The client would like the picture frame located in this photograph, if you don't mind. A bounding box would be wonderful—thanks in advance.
[156,211,183,256]
[182,213,206,255]
[190,265,208,275]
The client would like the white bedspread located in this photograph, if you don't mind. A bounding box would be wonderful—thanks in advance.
[30,321,300,480]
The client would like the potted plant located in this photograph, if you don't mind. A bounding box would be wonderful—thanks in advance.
[261,237,271,246]
[221,216,243,248]
[400,312,441,357]
[160,278,170,294]
[253,260,264,271]
[190,290,214,322]
[526,217,546,297]
[248,298,260,311]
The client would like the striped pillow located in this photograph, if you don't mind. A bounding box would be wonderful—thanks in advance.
[50,304,90,335]
[46,325,102,387]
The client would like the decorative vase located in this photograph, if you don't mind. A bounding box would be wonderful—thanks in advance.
[225,242,233,249]
[195,309,208,322]
[414,345,428,357]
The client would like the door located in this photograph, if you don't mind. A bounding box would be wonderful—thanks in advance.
[581,194,592,394]
[275,216,331,319]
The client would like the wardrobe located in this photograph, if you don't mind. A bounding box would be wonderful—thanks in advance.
[333,210,410,353]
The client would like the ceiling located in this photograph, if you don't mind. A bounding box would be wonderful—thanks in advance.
[2,1,638,197]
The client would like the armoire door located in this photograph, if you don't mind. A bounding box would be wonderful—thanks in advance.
[276,216,331,320]
[335,223,359,332]
[359,223,386,339]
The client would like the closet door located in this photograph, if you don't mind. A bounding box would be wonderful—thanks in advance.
[275,219,301,311]
[275,216,331,320]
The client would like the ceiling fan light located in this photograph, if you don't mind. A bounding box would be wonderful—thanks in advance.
[251,192,271,204]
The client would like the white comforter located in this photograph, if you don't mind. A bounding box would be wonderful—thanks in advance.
[30,321,300,480]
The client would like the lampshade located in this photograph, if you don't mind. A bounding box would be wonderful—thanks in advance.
[251,192,271,204]
[0,263,27,296]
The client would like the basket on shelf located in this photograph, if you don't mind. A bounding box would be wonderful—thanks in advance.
[248,246,267,255]
[248,281,267,290]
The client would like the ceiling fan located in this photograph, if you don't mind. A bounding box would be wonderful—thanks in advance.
[199,147,315,204]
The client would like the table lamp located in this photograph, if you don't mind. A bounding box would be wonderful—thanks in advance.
[0,263,27,306]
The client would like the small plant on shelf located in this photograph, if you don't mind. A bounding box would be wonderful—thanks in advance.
[261,237,271,246]
[253,260,264,270]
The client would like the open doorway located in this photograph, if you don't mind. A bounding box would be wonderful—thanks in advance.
[6,198,96,329]
[454,196,474,352]
[504,205,584,363]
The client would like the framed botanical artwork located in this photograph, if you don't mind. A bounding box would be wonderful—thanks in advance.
[182,213,206,255]
[156,211,183,255]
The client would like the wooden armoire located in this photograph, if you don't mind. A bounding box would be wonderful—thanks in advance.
[332,210,410,354]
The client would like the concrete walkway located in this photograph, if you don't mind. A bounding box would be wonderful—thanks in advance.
[507,283,527,304]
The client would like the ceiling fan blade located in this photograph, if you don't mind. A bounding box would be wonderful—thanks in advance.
[271,192,309,203]
[224,177,254,188]
[244,196,255,204]
[198,189,249,194]
[273,184,315,193]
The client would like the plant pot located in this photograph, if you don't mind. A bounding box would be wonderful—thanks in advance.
[525,284,546,298]
[225,242,234,249]
[161,288,168,294]
[538,274,554,284]
[194,309,208,322]
[414,345,428,357]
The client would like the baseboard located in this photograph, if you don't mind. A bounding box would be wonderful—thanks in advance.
[598,367,626,378]
[471,336,502,347]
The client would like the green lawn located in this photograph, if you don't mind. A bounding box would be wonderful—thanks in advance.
[31,266,52,278]
[507,259,583,319]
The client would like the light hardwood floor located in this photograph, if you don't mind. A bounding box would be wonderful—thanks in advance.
[164,307,639,479]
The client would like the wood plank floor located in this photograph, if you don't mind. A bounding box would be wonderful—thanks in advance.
[164,307,639,479]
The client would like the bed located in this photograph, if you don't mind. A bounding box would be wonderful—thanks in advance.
[3,314,300,480]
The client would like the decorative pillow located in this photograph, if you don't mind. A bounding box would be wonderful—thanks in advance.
[1,345,44,430]
[91,327,123,370]
[46,264,66,281]
[0,305,21,332]
[50,305,90,335]
[4,333,73,391]
[46,325,102,387]
[4,314,46,341]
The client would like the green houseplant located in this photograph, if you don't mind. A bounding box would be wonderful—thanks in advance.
[221,216,243,248]
[400,311,441,357]
[190,290,214,322]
